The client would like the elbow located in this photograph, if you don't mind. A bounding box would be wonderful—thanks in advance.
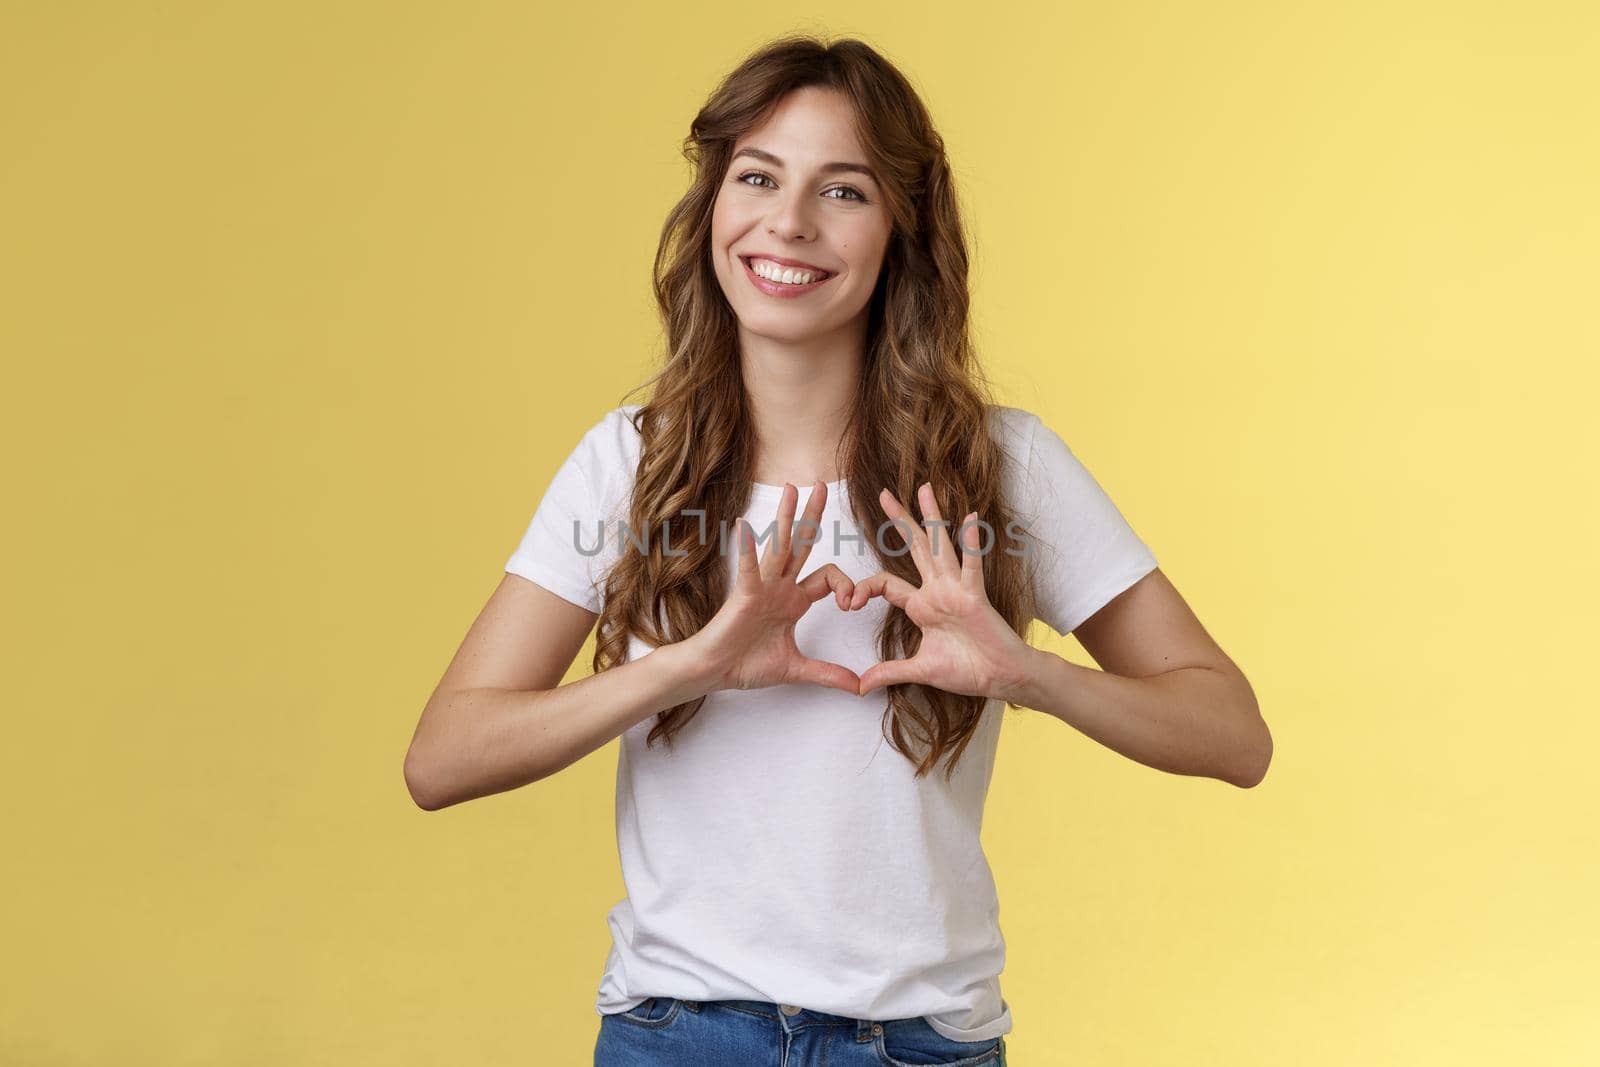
[1229,716,1273,789]
[403,745,449,812]
[1218,673,1271,789]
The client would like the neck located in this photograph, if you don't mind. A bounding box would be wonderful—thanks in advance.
[738,316,864,486]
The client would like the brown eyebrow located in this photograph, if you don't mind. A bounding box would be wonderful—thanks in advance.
[731,146,877,182]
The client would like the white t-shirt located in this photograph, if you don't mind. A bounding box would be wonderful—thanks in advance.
[504,403,1158,1040]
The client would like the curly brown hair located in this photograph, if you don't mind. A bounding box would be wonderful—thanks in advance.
[593,33,1040,782]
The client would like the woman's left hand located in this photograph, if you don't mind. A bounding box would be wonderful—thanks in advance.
[849,482,1039,701]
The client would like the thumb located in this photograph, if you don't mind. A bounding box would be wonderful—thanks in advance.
[788,655,863,695]
[858,657,924,695]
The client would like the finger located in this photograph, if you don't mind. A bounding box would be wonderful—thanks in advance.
[784,479,828,579]
[734,517,760,586]
[958,511,987,593]
[763,483,798,581]
[858,657,925,695]
[848,570,918,611]
[878,487,936,581]
[918,481,960,578]
[788,655,863,695]
[798,562,855,609]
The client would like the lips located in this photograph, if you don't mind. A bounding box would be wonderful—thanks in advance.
[740,252,835,275]
[739,255,835,297]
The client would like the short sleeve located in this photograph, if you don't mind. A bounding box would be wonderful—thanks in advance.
[1019,413,1158,636]
[504,421,614,614]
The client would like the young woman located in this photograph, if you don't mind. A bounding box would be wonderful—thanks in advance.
[405,34,1271,1067]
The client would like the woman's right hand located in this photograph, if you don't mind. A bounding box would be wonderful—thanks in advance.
[686,480,861,695]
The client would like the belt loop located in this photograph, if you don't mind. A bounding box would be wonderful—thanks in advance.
[857,1017,875,1042]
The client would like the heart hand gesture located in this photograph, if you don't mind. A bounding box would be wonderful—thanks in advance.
[850,483,1036,700]
[690,480,861,695]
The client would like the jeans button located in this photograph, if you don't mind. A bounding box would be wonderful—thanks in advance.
[780,1004,801,1016]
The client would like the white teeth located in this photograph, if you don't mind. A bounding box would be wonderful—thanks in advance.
[750,258,825,285]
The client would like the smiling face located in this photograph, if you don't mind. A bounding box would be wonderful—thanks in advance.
[710,86,893,345]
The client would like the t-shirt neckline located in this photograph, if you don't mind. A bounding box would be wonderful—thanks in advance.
[749,477,849,500]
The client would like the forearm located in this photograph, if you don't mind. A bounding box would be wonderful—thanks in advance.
[407,640,712,810]
[1004,646,1271,788]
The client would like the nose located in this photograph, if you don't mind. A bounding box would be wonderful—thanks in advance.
[764,186,817,242]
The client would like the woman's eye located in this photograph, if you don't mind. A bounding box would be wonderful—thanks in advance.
[824,186,867,202]
[733,171,868,203]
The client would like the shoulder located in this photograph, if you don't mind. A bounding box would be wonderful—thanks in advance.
[982,403,1123,518]
[553,404,643,512]
[584,403,645,464]
[983,403,1042,454]
[982,403,1048,494]
[561,403,642,464]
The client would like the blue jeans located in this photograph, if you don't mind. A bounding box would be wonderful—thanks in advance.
[594,998,1008,1066]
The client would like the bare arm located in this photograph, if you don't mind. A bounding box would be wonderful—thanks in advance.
[1002,568,1272,788]
[404,480,857,811]
[403,574,712,810]
[844,485,1270,790]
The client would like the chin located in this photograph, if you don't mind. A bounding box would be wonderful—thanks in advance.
[746,291,858,330]
[742,311,840,344]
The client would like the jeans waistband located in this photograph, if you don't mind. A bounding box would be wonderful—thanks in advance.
[705,999,883,1041]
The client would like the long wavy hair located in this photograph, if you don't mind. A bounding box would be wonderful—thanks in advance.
[592,33,1040,781]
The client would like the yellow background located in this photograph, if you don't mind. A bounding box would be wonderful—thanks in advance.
[4,2,1595,1063]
